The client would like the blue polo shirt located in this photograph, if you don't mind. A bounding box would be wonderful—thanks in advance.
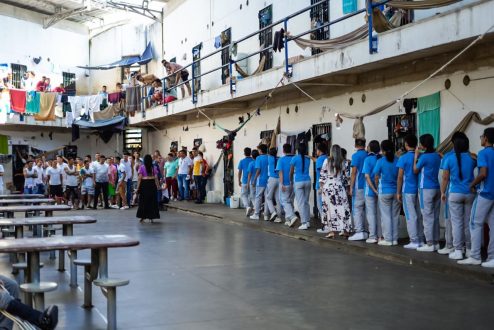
[237,157,253,185]
[268,155,279,179]
[442,152,476,194]
[248,161,257,185]
[290,155,311,183]
[440,150,454,169]
[477,147,494,200]
[362,153,379,197]
[396,151,418,194]
[315,154,327,189]
[255,154,269,187]
[276,155,293,186]
[416,152,441,189]
[351,149,368,190]
[373,157,399,194]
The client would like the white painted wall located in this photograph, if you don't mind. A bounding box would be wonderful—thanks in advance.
[0,10,89,94]
[146,67,494,210]
[89,22,163,93]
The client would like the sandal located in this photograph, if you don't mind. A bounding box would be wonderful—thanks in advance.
[139,219,145,223]
[325,232,335,239]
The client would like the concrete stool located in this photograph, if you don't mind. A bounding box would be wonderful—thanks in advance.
[12,262,44,285]
[73,259,93,308]
[20,282,58,311]
[93,278,129,330]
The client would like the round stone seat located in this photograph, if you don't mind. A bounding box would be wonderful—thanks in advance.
[20,282,58,293]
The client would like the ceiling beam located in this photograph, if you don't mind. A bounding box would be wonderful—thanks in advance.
[43,6,88,29]
[105,1,162,22]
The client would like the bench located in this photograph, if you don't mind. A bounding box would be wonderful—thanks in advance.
[20,282,58,310]
[93,278,130,330]
[74,259,93,308]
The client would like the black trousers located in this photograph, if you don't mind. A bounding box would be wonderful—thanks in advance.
[94,181,109,208]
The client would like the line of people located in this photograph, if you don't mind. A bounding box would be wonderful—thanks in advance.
[237,129,494,268]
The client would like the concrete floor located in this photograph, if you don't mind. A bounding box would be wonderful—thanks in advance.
[1,208,493,330]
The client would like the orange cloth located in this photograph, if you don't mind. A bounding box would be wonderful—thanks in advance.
[34,92,57,121]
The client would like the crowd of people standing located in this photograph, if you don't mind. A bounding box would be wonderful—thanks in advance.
[237,128,494,268]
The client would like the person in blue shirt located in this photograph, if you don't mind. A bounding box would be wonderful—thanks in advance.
[237,147,254,217]
[397,134,424,248]
[265,147,281,222]
[459,128,494,267]
[315,143,328,229]
[250,144,269,220]
[247,149,259,214]
[414,134,442,252]
[362,140,381,243]
[277,143,295,226]
[289,143,311,230]
[441,134,476,260]
[348,139,368,241]
[437,131,469,255]
[373,140,400,246]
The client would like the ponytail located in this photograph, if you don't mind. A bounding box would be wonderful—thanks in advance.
[380,140,395,163]
[298,143,308,173]
[455,151,463,180]
[453,135,469,180]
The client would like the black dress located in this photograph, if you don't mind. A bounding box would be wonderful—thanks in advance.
[136,167,160,220]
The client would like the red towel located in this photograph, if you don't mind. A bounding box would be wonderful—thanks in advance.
[10,89,26,113]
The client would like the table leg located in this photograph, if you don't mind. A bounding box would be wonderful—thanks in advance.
[64,224,78,287]
[14,226,25,270]
[107,287,117,330]
[98,248,108,280]
[28,252,41,308]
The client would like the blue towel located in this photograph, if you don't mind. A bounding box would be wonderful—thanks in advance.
[214,36,221,49]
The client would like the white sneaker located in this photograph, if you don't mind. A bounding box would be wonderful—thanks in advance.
[110,205,119,209]
[270,212,278,221]
[434,244,440,251]
[120,206,129,210]
[458,257,481,265]
[317,227,330,234]
[404,242,420,249]
[288,216,299,228]
[481,259,494,268]
[264,216,270,221]
[392,241,399,246]
[298,223,309,230]
[273,218,283,223]
[378,240,392,246]
[448,250,464,260]
[465,249,471,258]
[250,214,259,220]
[245,207,252,217]
[365,238,378,244]
[348,232,367,241]
[284,221,290,226]
[437,247,453,255]
[417,244,435,252]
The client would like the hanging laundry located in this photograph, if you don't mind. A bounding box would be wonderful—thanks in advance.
[125,86,142,113]
[71,123,80,142]
[68,96,83,118]
[214,35,222,49]
[34,92,56,121]
[0,89,10,124]
[403,98,418,114]
[66,111,74,127]
[25,91,40,114]
[273,28,285,52]
[107,92,121,104]
[352,117,365,139]
[9,89,26,113]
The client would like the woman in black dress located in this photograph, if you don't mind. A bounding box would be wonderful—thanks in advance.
[136,154,160,223]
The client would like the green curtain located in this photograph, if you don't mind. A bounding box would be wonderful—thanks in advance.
[418,92,441,147]
[343,0,357,14]
[0,135,8,154]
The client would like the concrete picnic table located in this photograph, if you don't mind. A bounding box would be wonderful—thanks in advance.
[0,194,45,199]
[0,204,71,218]
[0,198,54,205]
[0,234,139,329]
[0,215,97,283]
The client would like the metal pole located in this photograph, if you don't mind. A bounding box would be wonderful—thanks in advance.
[65,224,78,287]
[107,287,117,330]
[367,0,375,54]
[283,19,290,76]
[191,58,196,104]
[99,248,108,279]
[229,57,234,95]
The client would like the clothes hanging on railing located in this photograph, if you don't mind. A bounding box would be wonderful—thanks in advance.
[234,55,267,78]
[290,24,368,51]
[9,89,26,113]
[125,86,141,113]
[34,92,56,121]
[108,92,122,104]
[372,7,404,33]
[385,0,462,10]
[273,28,285,52]
[25,91,40,114]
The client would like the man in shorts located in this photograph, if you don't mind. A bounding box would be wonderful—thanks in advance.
[64,158,79,209]
[162,60,191,98]
[80,160,94,209]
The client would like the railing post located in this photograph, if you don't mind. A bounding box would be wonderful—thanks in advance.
[229,57,236,96]
[283,18,292,77]
[191,59,197,104]
[368,0,378,54]
[162,78,168,113]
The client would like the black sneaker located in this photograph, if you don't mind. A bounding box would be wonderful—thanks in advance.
[39,305,58,330]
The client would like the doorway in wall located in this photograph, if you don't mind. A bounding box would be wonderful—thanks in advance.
[192,43,202,100]
[223,137,234,202]
[258,5,273,71]
[387,113,416,153]
[12,145,28,193]
[312,123,332,222]
[310,0,330,55]
[221,28,231,85]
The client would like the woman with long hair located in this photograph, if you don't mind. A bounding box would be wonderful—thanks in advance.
[413,134,442,252]
[289,143,312,230]
[136,154,161,223]
[440,134,476,260]
[373,140,400,246]
[319,144,352,238]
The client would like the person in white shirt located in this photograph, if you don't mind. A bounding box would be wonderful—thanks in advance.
[64,158,79,209]
[121,152,133,206]
[177,150,193,200]
[80,160,95,209]
[0,163,4,195]
[132,152,142,206]
[112,156,129,210]
[23,160,37,194]
[33,159,45,195]
[92,155,110,209]
[46,161,63,200]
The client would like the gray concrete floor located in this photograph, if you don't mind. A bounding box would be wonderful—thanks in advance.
[1,208,493,330]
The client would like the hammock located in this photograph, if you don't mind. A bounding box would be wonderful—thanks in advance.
[290,25,368,51]
[372,7,404,33]
[437,111,494,154]
[386,0,462,10]
[0,310,36,330]
[235,55,266,78]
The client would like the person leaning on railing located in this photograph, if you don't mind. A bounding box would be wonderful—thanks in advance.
[161,60,191,98]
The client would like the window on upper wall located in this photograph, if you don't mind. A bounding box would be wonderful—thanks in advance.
[192,43,202,95]
[120,56,142,83]
[62,72,76,93]
[10,64,27,89]
[124,128,143,152]
[310,0,330,55]
[220,28,231,85]
[258,5,273,71]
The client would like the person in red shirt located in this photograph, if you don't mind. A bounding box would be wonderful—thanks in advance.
[36,77,47,92]
[52,83,65,93]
